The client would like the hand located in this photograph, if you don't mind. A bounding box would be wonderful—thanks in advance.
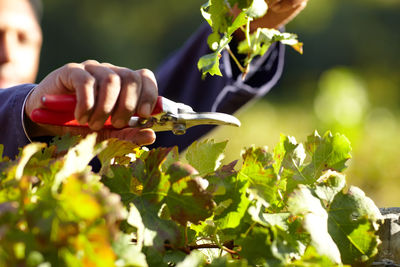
[253,0,308,30]
[232,0,308,31]
[24,60,158,146]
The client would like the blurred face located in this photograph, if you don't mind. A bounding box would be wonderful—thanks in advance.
[0,0,42,89]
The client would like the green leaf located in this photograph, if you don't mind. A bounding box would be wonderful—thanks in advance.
[289,246,344,267]
[165,162,215,225]
[15,143,46,180]
[97,138,139,176]
[197,52,223,77]
[209,256,249,266]
[240,146,282,208]
[227,11,248,36]
[49,133,81,153]
[185,139,227,176]
[236,226,281,266]
[327,186,382,264]
[133,147,175,203]
[200,0,231,34]
[52,133,103,193]
[273,135,307,194]
[303,131,352,182]
[248,201,290,231]
[313,170,346,203]
[113,234,148,267]
[132,198,181,252]
[228,0,253,9]
[176,251,206,267]
[238,28,303,65]
[102,165,137,204]
[288,185,342,264]
[206,161,250,228]
[245,0,268,19]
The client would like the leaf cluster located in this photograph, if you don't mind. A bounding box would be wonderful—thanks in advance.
[198,0,303,78]
[0,131,382,266]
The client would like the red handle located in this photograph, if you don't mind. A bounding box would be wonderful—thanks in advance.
[30,94,163,128]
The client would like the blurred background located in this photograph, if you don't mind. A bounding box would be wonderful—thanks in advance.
[39,0,400,207]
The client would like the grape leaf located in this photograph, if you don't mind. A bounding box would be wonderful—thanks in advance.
[112,234,148,267]
[302,131,352,182]
[132,147,174,203]
[238,28,303,65]
[209,256,249,266]
[52,133,104,193]
[240,146,282,208]
[244,0,268,19]
[15,143,46,180]
[236,226,283,266]
[248,201,290,231]
[0,130,383,266]
[200,0,231,34]
[327,186,382,264]
[132,198,182,252]
[288,185,342,264]
[273,135,307,195]
[199,0,302,77]
[197,52,223,77]
[176,251,206,267]
[290,246,345,267]
[185,139,227,176]
[97,138,139,176]
[165,162,215,225]
[313,170,346,203]
[49,133,81,153]
[206,161,250,228]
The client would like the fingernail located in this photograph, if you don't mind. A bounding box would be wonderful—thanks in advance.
[114,119,127,129]
[78,115,89,125]
[139,103,151,118]
[91,121,104,131]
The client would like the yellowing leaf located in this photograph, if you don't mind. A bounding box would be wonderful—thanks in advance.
[60,175,102,221]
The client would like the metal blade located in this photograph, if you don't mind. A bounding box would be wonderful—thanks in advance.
[179,112,241,129]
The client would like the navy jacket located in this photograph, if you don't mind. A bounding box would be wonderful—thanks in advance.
[0,25,284,159]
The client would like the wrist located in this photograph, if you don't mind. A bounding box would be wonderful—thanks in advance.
[22,87,52,139]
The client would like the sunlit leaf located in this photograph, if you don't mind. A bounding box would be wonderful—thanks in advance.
[288,185,342,263]
[97,138,139,176]
[198,52,223,77]
[303,131,352,181]
[327,186,382,264]
[245,0,268,18]
[166,162,215,225]
[52,133,103,193]
[186,139,227,176]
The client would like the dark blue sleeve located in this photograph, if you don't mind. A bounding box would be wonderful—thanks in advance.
[152,24,285,150]
[0,84,36,159]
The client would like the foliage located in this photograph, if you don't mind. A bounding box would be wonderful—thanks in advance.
[0,131,382,266]
[198,0,302,77]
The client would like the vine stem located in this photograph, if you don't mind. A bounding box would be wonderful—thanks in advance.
[243,222,257,237]
[226,47,246,74]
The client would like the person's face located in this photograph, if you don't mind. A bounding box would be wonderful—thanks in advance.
[0,0,42,89]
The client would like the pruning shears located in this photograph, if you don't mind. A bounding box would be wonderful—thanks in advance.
[30,95,241,135]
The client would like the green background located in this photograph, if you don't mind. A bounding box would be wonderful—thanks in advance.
[39,0,400,207]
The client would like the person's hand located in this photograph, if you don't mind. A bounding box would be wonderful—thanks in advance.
[232,0,308,31]
[24,60,158,146]
[253,0,308,30]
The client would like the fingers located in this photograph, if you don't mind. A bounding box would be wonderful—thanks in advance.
[107,128,156,146]
[135,69,158,118]
[57,60,158,131]
[269,0,308,13]
[82,60,122,130]
[55,126,156,147]
[102,64,158,128]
